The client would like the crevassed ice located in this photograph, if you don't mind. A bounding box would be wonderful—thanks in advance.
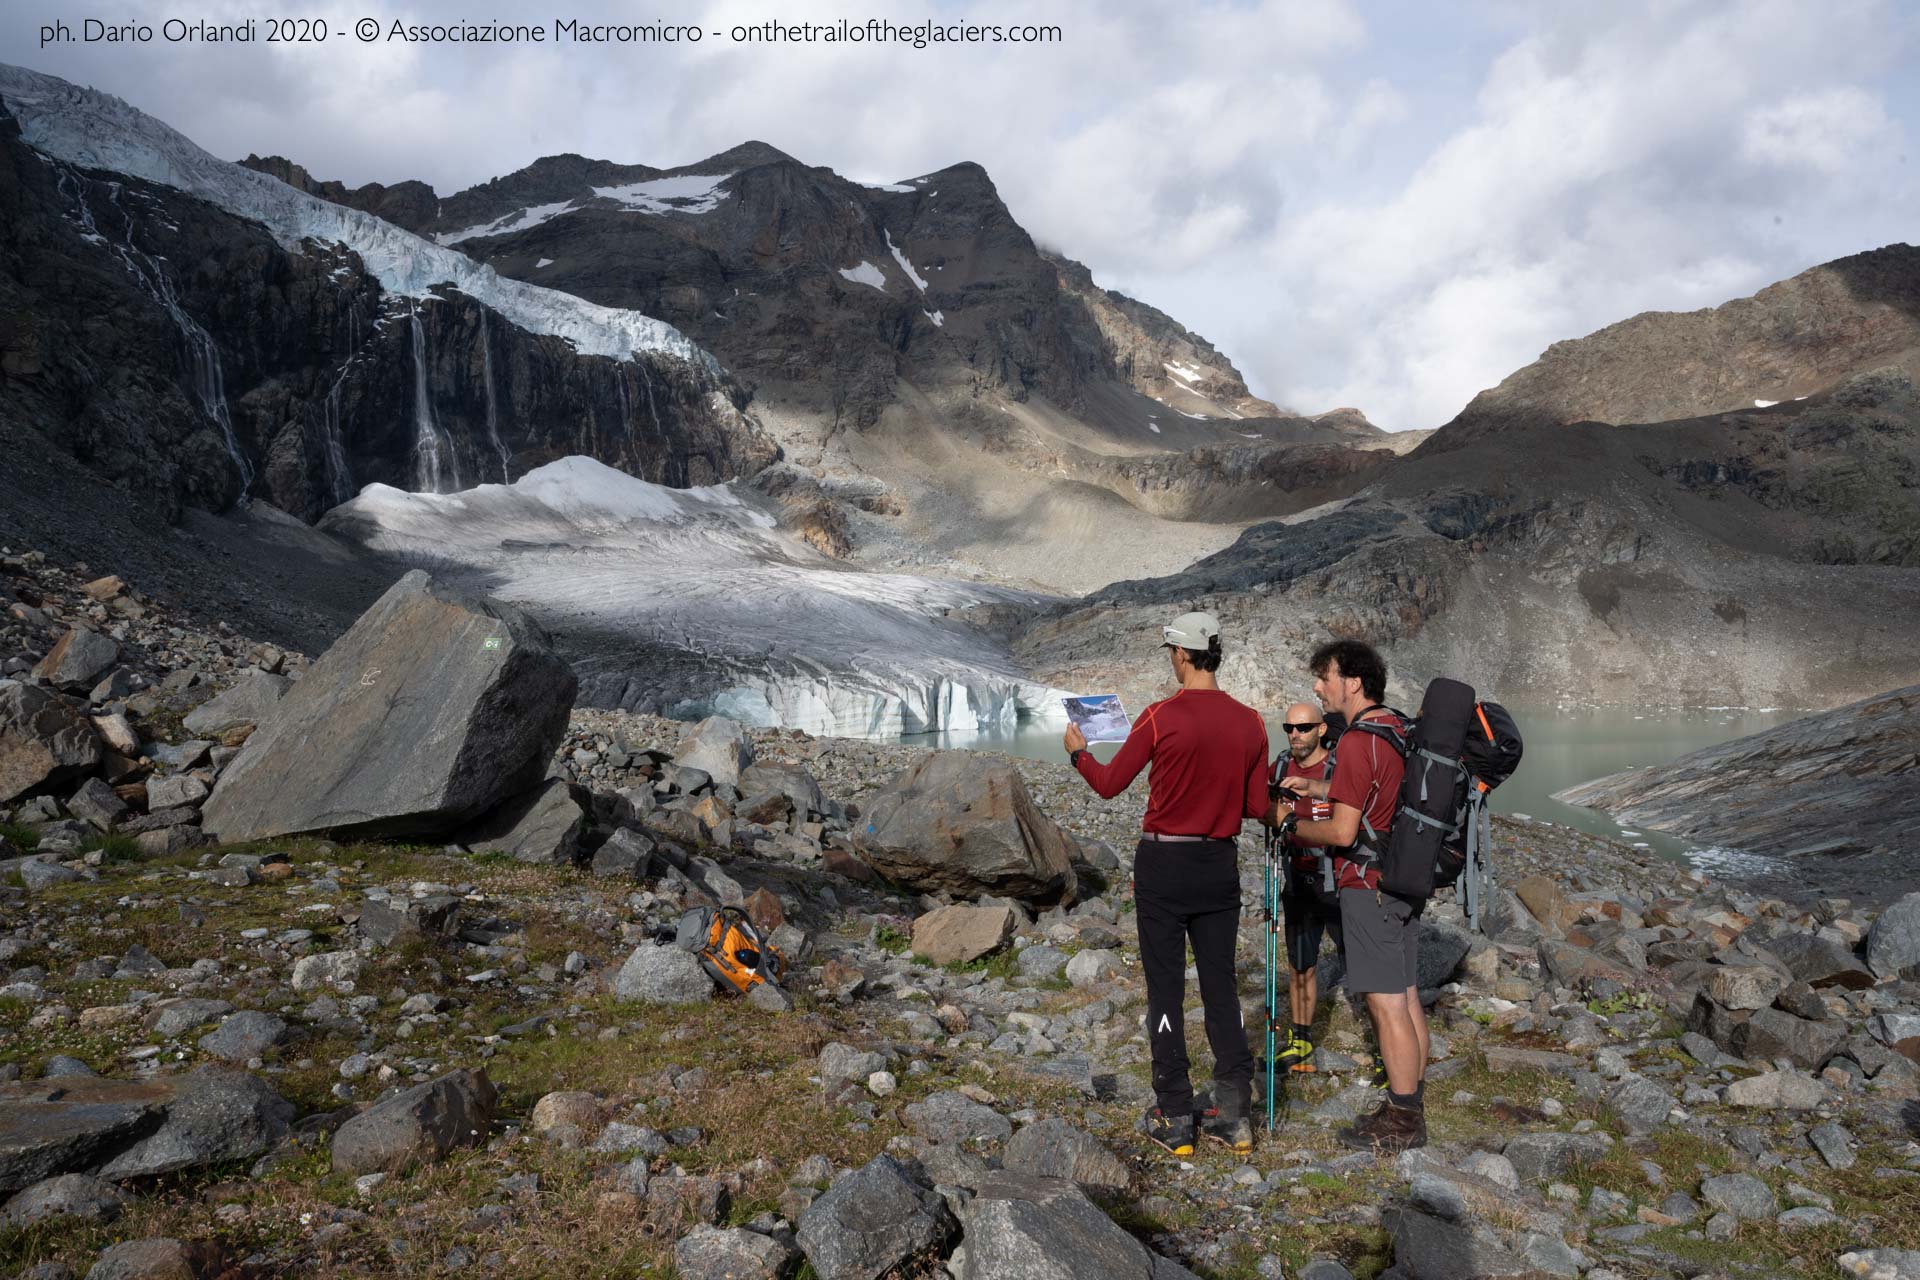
[318,457,1069,736]
[0,63,717,372]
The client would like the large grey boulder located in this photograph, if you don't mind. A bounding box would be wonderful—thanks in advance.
[912,903,1017,966]
[195,1012,289,1064]
[1701,1172,1777,1221]
[856,751,1077,905]
[1382,1207,1538,1280]
[2,1172,129,1226]
[1608,1076,1675,1135]
[673,1225,798,1280]
[83,1237,226,1280]
[457,778,586,864]
[95,1069,294,1180]
[903,1091,1012,1145]
[330,1068,496,1174]
[1868,893,1920,980]
[957,1171,1198,1279]
[612,943,713,1006]
[1729,1007,1846,1069]
[0,1077,171,1193]
[1002,1118,1131,1195]
[1764,932,1875,989]
[797,1155,954,1280]
[358,894,461,948]
[675,716,753,790]
[1501,1132,1613,1185]
[200,571,575,843]
[31,628,119,693]
[180,670,291,737]
[66,778,130,832]
[1,680,103,804]
[739,761,824,818]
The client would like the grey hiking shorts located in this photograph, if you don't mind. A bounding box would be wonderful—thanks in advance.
[1340,886,1425,994]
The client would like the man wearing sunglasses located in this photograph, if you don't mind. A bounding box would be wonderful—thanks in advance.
[1272,702,1340,1073]
[1063,611,1269,1156]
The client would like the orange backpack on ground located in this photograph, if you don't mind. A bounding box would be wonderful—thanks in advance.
[672,906,789,993]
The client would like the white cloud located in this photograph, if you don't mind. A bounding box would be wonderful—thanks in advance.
[1259,1,1919,427]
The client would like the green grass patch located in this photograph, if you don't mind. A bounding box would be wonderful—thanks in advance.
[0,821,39,849]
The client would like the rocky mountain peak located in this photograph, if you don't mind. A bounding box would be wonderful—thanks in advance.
[1434,241,1920,445]
[692,139,798,171]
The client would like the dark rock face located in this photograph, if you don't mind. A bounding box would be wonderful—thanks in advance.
[1556,686,1920,880]
[1,103,776,526]
[201,571,575,843]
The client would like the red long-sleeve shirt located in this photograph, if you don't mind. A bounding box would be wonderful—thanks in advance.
[1072,688,1270,838]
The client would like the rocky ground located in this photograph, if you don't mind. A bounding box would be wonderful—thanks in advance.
[9,549,1920,1280]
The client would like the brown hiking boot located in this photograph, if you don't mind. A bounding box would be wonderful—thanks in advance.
[1336,1100,1426,1153]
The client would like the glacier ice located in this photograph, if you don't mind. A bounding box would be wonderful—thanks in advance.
[0,64,718,373]
[317,457,1070,736]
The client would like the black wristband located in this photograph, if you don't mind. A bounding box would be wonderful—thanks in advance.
[1069,748,1089,767]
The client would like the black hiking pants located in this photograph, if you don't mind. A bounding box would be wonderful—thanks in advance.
[1134,837,1253,1117]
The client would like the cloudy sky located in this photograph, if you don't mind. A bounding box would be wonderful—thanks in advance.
[18,0,1920,428]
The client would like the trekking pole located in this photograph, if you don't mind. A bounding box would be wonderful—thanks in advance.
[1263,824,1281,1132]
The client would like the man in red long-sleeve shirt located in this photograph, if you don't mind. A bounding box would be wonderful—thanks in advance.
[1063,611,1269,1155]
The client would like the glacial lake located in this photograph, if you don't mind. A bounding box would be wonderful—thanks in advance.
[895,703,1800,871]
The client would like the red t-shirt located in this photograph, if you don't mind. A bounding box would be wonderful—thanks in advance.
[1327,710,1408,890]
[1281,755,1334,872]
[1074,688,1269,839]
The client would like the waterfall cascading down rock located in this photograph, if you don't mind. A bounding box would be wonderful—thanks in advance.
[52,161,255,506]
[479,311,510,484]
[321,304,361,507]
[409,301,461,494]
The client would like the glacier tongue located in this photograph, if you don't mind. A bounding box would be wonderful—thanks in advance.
[0,63,718,372]
[317,457,1068,737]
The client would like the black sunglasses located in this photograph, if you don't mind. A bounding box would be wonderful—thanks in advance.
[1282,722,1323,733]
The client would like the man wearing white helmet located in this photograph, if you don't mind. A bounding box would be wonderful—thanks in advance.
[1063,611,1270,1155]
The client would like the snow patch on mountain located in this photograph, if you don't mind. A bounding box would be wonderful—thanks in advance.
[318,456,1066,735]
[886,229,929,291]
[0,63,716,372]
[438,198,577,246]
[839,261,887,291]
[593,172,734,215]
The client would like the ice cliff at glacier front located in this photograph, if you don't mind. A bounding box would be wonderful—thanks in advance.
[318,458,1069,736]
